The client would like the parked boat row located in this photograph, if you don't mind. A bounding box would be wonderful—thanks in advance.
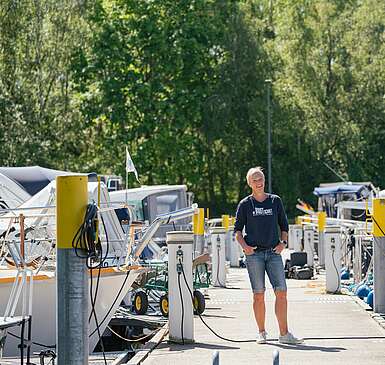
[0,166,197,361]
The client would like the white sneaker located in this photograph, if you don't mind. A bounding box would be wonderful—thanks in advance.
[256,331,267,344]
[279,331,303,345]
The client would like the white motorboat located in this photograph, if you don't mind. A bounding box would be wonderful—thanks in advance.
[0,177,198,358]
[0,178,143,356]
[0,264,144,356]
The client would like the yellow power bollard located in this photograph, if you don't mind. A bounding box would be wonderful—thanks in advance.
[372,198,385,313]
[222,215,231,261]
[317,211,327,267]
[56,175,89,365]
[193,208,205,255]
[318,211,326,233]
[222,215,229,230]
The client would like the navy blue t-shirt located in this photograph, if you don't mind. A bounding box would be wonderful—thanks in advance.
[234,194,289,249]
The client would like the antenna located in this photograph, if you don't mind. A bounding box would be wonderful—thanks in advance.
[322,161,347,182]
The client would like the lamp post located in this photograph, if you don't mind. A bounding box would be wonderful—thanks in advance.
[265,79,272,193]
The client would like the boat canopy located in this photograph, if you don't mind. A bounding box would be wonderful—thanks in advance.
[313,184,366,197]
[0,166,96,196]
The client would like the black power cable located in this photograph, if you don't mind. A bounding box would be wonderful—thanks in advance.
[71,203,108,365]
[178,261,255,343]
[88,214,110,324]
[7,332,55,349]
[89,269,131,338]
[10,203,122,362]
[72,204,100,263]
[372,215,385,236]
[89,266,107,365]
[177,271,185,345]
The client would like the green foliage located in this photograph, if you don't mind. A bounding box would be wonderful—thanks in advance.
[0,0,384,218]
[0,0,91,169]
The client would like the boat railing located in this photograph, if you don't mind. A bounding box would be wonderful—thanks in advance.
[0,215,34,362]
[133,204,199,259]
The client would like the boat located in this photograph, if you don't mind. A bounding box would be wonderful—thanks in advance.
[0,174,198,358]
[0,177,143,357]
[0,264,143,356]
[110,185,193,247]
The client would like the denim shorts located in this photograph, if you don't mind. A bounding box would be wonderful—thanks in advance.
[245,248,287,293]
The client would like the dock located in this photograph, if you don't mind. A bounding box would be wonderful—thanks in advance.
[133,263,385,365]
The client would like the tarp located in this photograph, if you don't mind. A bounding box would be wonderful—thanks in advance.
[0,172,31,209]
[0,166,96,196]
[313,184,366,197]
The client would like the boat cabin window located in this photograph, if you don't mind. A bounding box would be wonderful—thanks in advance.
[155,194,180,215]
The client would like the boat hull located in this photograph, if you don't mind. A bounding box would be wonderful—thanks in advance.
[0,268,141,356]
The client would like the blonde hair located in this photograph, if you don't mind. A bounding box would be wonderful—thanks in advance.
[246,166,264,185]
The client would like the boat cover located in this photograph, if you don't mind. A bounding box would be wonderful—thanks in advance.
[0,166,96,196]
[313,184,366,197]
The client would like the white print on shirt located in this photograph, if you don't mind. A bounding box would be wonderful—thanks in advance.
[252,208,273,217]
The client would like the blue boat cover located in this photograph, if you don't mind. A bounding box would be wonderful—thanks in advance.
[313,184,366,197]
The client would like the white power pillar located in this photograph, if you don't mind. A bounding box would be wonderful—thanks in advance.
[303,226,314,266]
[372,198,385,313]
[167,231,194,344]
[225,230,231,261]
[324,226,342,294]
[228,226,239,267]
[210,227,226,287]
[288,224,295,250]
[291,224,303,252]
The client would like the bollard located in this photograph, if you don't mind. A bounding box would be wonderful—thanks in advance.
[56,175,89,365]
[193,208,205,257]
[272,349,279,365]
[291,224,302,252]
[288,224,295,250]
[222,215,230,261]
[228,225,240,267]
[303,225,314,266]
[167,231,194,343]
[372,198,385,313]
[318,212,327,267]
[318,232,326,267]
[212,350,219,365]
[324,226,342,293]
[210,227,226,287]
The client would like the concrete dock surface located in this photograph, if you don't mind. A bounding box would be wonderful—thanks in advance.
[143,265,385,365]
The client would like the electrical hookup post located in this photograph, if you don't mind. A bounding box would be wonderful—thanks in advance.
[324,226,342,294]
[209,226,226,287]
[56,175,89,365]
[167,231,194,344]
[372,198,385,313]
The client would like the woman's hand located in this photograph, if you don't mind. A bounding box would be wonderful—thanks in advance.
[273,243,285,254]
[243,245,255,256]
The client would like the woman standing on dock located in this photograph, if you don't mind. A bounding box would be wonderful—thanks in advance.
[234,166,303,344]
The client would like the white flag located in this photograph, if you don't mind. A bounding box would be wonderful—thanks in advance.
[126,147,140,183]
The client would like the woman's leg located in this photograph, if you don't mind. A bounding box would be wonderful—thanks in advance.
[253,292,266,332]
[266,251,288,335]
[245,252,266,332]
[274,290,288,336]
